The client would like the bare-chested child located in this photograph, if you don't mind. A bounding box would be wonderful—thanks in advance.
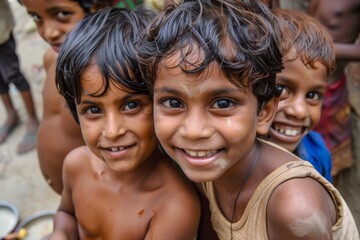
[267,9,336,182]
[20,0,112,194]
[136,0,359,238]
[50,7,200,239]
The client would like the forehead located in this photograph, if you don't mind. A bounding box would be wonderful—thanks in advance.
[21,0,83,13]
[155,55,251,97]
[278,57,327,89]
[80,64,105,93]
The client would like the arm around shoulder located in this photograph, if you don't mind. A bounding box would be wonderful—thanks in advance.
[267,177,336,240]
[334,43,360,61]
[43,48,58,71]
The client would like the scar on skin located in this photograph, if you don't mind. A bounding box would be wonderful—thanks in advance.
[287,212,328,237]
[138,209,145,217]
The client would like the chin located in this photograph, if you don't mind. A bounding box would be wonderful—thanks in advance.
[181,168,222,183]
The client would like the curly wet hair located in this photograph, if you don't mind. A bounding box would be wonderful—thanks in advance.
[56,7,156,123]
[136,0,283,112]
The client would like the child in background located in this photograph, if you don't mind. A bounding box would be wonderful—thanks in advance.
[51,7,200,239]
[20,0,112,194]
[0,0,39,154]
[136,0,359,238]
[308,0,360,177]
[307,0,360,230]
[267,8,335,182]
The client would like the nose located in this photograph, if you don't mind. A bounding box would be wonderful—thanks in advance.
[283,96,309,120]
[178,108,214,140]
[102,113,126,140]
[42,21,61,43]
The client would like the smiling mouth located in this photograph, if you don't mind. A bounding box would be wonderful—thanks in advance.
[104,144,135,152]
[183,149,220,158]
[271,124,306,137]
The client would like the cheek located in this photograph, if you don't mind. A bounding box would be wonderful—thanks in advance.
[154,117,170,145]
[78,120,97,144]
[153,110,172,141]
[309,106,322,129]
[139,120,157,144]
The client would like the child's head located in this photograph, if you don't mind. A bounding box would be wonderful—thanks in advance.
[268,9,335,152]
[56,6,155,122]
[56,7,157,168]
[20,0,113,52]
[138,0,283,112]
[136,0,283,182]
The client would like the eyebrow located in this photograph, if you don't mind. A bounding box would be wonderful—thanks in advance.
[154,86,245,96]
[78,92,149,105]
[276,77,326,91]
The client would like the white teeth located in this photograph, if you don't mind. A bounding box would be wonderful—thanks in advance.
[110,147,125,152]
[184,149,217,157]
[275,127,300,136]
[284,129,299,136]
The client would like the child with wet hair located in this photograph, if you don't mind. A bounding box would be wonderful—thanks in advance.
[267,8,336,182]
[52,7,200,239]
[136,0,359,238]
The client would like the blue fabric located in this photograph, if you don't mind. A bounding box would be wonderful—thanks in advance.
[295,131,333,183]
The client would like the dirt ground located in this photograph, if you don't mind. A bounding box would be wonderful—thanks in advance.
[0,0,60,223]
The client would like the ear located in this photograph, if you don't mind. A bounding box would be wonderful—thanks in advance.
[257,97,278,135]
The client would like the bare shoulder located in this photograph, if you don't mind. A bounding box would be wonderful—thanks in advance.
[147,160,201,239]
[258,140,299,171]
[63,146,92,177]
[43,48,58,71]
[267,177,336,240]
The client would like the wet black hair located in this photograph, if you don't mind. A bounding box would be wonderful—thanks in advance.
[56,6,156,122]
[136,0,283,113]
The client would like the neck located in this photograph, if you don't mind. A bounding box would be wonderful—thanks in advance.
[213,142,260,222]
[214,142,260,194]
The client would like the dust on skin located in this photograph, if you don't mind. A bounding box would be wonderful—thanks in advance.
[214,158,228,170]
[287,211,329,237]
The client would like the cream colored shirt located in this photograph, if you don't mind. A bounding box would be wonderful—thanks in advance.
[202,142,359,239]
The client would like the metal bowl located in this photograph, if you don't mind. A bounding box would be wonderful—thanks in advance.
[14,210,56,240]
[0,201,20,239]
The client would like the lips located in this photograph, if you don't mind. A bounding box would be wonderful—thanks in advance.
[103,143,135,152]
[100,143,136,160]
[183,149,219,158]
[269,122,308,147]
[272,125,302,137]
[175,147,223,167]
[109,146,127,152]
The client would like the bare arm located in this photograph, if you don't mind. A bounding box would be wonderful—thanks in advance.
[43,48,58,72]
[267,178,336,240]
[335,43,360,61]
[48,150,80,240]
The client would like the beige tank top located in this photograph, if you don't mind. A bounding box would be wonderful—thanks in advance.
[202,160,359,239]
